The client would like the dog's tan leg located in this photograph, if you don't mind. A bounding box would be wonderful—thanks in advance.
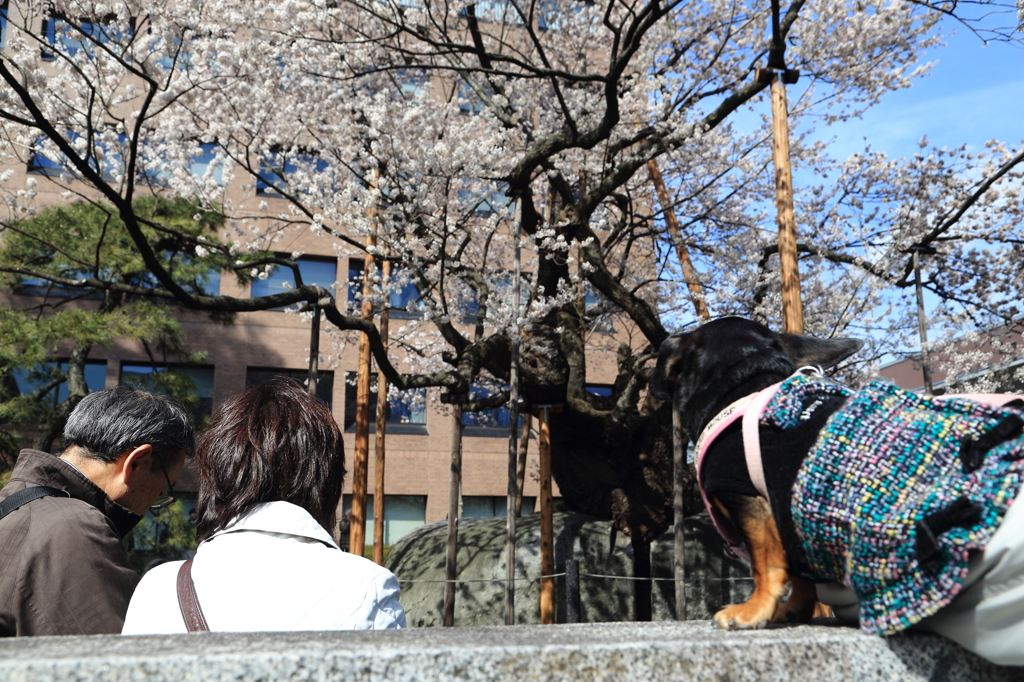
[772,576,818,623]
[712,496,790,630]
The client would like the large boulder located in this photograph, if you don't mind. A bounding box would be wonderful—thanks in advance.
[385,511,752,627]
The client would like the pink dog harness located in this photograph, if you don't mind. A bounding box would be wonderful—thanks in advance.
[693,379,786,559]
[693,370,1024,563]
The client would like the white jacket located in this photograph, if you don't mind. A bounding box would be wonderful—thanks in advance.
[122,501,405,634]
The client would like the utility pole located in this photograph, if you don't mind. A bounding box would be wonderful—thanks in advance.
[909,244,938,395]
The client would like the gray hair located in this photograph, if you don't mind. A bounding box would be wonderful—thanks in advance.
[64,384,197,466]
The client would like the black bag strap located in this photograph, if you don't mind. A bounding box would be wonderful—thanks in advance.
[176,558,210,632]
[0,486,69,522]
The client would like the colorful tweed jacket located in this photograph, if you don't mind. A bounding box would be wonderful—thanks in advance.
[761,375,1024,636]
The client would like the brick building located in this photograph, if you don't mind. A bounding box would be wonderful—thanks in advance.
[0,3,647,549]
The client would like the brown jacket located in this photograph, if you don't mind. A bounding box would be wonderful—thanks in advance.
[0,449,142,636]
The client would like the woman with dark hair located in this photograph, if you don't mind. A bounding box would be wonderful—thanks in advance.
[121,378,405,633]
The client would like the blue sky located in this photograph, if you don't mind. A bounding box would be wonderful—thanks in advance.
[811,14,1024,161]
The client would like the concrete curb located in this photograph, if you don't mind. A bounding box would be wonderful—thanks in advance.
[0,621,1019,681]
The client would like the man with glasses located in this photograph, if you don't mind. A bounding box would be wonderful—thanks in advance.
[0,384,195,636]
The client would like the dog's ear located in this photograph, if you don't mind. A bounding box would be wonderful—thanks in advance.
[776,333,863,369]
[650,332,697,403]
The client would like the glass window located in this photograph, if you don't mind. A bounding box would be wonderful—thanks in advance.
[459,0,521,25]
[27,131,131,183]
[585,384,613,397]
[188,143,224,186]
[462,495,535,518]
[256,152,329,196]
[462,383,521,431]
[245,368,334,409]
[456,183,512,216]
[342,494,426,546]
[456,78,488,116]
[136,141,222,187]
[537,0,586,31]
[14,269,101,299]
[27,135,70,177]
[343,371,426,430]
[120,364,215,421]
[11,361,107,408]
[250,256,337,311]
[151,34,193,71]
[348,261,425,320]
[1,2,9,50]
[42,14,132,60]
[395,70,428,100]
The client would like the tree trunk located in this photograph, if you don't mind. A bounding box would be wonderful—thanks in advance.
[32,342,93,453]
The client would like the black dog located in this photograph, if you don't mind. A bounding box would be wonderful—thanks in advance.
[651,317,861,628]
[652,317,1024,637]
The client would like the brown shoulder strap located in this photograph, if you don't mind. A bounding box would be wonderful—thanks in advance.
[176,558,210,632]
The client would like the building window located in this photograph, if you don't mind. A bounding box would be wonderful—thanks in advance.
[462,495,535,518]
[27,131,142,184]
[150,33,193,71]
[585,384,612,397]
[1,2,9,50]
[256,151,329,196]
[582,283,615,333]
[187,142,224,186]
[347,260,426,320]
[11,361,107,407]
[342,494,427,547]
[120,364,215,421]
[127,497,197,553]
[456,78,489,116]
[27,135,70,177]
[462,383,521,436]
[459,1,523,26]
[460,271,531,324]
[250,256,337,311]
[14,270,101,299]
[246,368,334,409]
[457,182,512,216]
[343,372,427,434]
[394,69,428,100]
[42,13,132,61]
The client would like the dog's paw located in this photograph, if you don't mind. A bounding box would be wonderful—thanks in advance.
[713,603,772,630]
[771,579,818,623]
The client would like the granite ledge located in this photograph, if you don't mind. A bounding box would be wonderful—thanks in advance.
[0,620,1019,682]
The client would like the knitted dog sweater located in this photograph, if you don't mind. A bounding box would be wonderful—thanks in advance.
[761,375,1024,636]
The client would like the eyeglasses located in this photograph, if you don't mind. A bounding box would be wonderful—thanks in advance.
[151,463,176,511]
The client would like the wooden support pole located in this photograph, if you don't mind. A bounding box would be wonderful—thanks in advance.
[515,413,531,517]
[505,197,523,626]
[349,168,380,557]
[372,256,391,565]
[443,404,464,627]
[533,404,562,625]
[647,159,711,323]
[672,390,686,621]
[769,73,803,335]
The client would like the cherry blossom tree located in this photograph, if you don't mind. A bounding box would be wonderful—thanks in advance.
[2,0,1022,585]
